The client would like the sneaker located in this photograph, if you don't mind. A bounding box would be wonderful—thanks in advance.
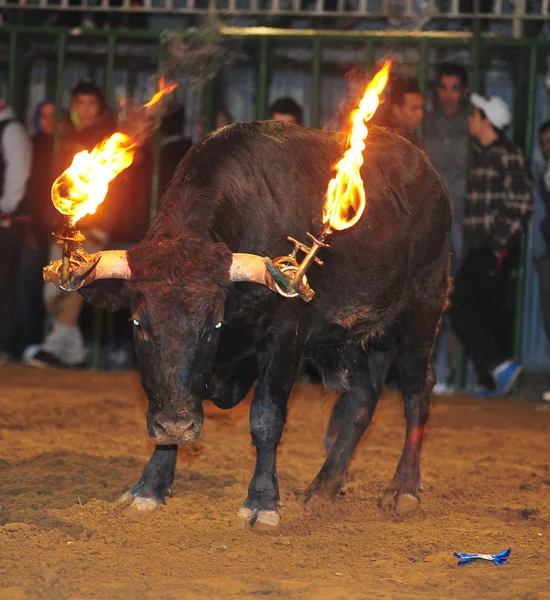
[433,383,455,395]
[25,350,86,370]
[478,361,522,398]
[25,350,68,369]
[542,390,550,403]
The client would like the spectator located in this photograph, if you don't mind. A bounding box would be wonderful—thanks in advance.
[159,105,193,199]
[382,77,424,146]
[450,93,533,397]
[535,120,550,402]
[268,97,304,126]
[0,97,32,364]
[15,101,62,360]
[423,63,471,394]
[27,80,118,369]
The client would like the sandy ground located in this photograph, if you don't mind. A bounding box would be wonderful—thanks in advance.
[1,365,550,600]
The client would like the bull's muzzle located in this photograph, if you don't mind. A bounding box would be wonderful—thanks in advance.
[147,411,204,446]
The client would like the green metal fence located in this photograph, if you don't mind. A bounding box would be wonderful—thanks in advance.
[1,25,547,376]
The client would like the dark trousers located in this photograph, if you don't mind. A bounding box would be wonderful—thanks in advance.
[450,245,516,387]
[0,223,24,356]
[13,244,49,358]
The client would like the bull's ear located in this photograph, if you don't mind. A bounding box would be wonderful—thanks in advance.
[79,279,128,312]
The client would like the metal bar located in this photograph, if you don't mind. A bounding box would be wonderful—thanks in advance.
[255,37,269,121]
[150,40,169,223]
[364,38,375,69]
[417,39,429,140]
[6,31,18,111]
[513,45,539,393]
[91,309,103,371]
[105,34,117,108]
[453,24,482,391]
[203,78,216,134]
[311,37,322,129]
[54,33,67,152]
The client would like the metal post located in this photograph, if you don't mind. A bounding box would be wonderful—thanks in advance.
[453,23,483,391]
[255,37,269,121]
[418,39,429,140]
[105,34,117,108]
[54,34,66,152]
[203,75,218,134]
[512,44,539,394]
[311,37,322,129]
[7,31,18,112]
[365,39,376,70]
[150,40,169,224]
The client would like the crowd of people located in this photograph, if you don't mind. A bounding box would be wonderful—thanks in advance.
[0,65,548,400]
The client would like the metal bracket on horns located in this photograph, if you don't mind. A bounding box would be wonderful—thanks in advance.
[265,231,330,303]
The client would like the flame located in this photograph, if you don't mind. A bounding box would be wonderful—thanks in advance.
[51,133,136,224]
[143,76,178,109]
[322,61,391,231]
[51,77,177,225]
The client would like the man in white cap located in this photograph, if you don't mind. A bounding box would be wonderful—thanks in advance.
[450,93,533,397]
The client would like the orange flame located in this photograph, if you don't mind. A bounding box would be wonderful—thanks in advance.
[51,76,177,225]
[51,133,136,224]
[322,60,391,231]
[143,76,178,109]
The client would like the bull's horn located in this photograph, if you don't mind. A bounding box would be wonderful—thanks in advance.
[94,250,131,280]
[229,253,269,285]
[43,249,131,292]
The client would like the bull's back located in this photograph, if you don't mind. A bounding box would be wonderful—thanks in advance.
[174,121,451,335]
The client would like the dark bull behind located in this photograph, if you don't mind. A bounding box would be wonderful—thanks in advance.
[51,120,451,527]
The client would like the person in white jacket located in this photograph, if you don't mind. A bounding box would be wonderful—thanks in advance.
[0,99,32,363]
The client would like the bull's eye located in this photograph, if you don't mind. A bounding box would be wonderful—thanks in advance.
[215,322,222,329]
[132,319,141,328]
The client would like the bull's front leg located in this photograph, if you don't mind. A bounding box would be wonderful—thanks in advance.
[119,445,178,511]
[238,303,308,528]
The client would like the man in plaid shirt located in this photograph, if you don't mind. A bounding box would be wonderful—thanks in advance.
[450,93,533,397]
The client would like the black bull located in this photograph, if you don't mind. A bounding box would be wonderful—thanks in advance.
[79,121,451,526]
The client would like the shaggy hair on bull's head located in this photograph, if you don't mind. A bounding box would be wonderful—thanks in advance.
[80,184,233,314]
[126,234,232,323]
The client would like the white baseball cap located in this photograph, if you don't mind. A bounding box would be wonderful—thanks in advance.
[470,93,512,129]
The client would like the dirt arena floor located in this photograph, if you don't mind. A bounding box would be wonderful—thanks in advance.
[1,365,550,600]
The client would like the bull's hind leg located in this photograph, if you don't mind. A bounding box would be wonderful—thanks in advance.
[305,347,393,501]
[238,303,308,528]
[119,445,178,511]
[380,315,438,514]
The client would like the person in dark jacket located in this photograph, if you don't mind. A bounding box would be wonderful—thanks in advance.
[0,97,32,364]
[377,78,424,147]
[450,94,533,397]
[15,101,61,359]
[535,119,550,402]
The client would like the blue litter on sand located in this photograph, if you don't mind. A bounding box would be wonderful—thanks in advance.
[454,548,511,566]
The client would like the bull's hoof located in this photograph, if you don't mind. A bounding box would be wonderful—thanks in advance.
[237,506,280,530]
[118,482,172,512]
[379,488,420,514]
[304,475,347,504]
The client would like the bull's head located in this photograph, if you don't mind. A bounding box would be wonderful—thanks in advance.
[50,238,270,446]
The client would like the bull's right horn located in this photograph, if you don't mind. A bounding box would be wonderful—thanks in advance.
[44,250,131,292]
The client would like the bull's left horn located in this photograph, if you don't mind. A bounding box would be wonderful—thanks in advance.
[229,253,269,285]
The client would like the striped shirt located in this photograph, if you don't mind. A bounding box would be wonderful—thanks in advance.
[463,137,533,252]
